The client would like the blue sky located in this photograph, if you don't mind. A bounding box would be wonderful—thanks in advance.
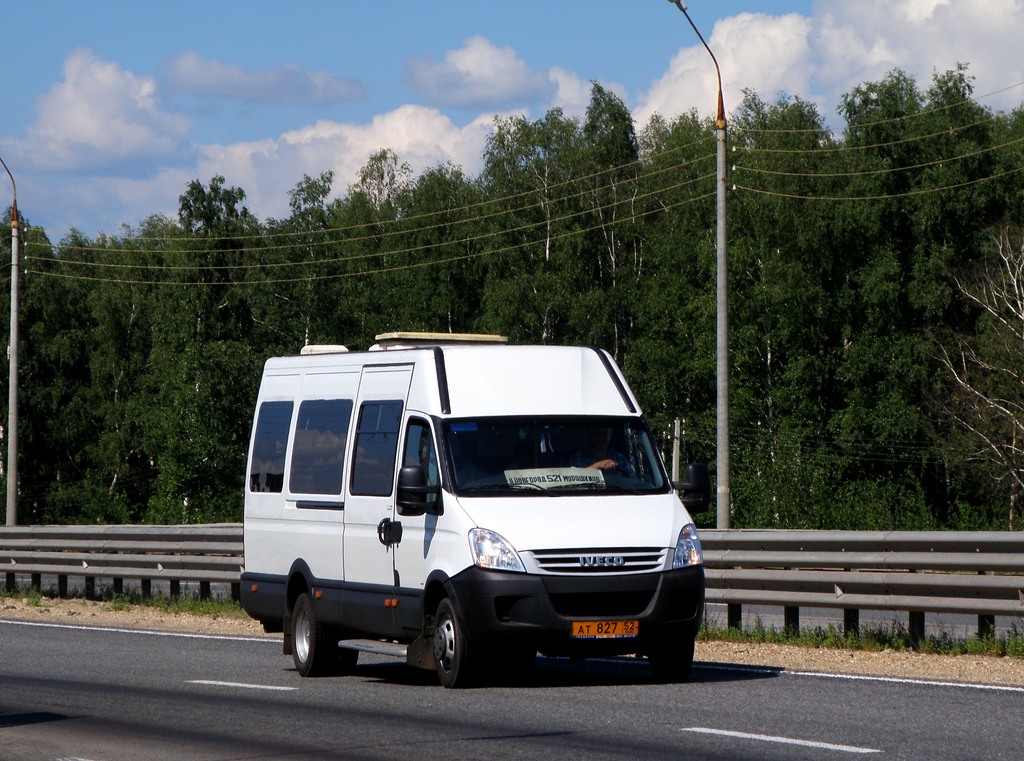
[2,0,1022,238]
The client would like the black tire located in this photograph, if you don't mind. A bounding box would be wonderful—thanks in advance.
[291,593,357,677]
[432,598,477,688]
[647,633,695,683]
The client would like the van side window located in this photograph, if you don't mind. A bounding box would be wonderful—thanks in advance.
[289,399,353,495]
[249,401,293,493]
[402,419,439,509]
[351,400,404,496]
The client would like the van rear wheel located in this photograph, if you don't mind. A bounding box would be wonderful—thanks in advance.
[432,598,477,688]
[291,593,357,677]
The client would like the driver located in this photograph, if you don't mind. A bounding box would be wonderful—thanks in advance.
[570,426,636,477]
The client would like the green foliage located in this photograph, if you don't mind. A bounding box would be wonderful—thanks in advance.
[2,67,1023,528]
[101,590,248,618]
[700,616,1024,658]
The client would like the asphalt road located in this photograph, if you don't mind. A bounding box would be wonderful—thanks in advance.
[1,617,1021,760]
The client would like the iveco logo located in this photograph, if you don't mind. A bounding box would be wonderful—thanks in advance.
[579,555,626,568]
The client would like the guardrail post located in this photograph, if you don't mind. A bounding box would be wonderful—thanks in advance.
[30,572,40,590]
[200,581,211,600]
[113,578,123,596]
[727,603,742,630]
[170,580,181,599]
[57,574,68,599]
[4,571,13,593]
[909,611,925,648]
[141,579,152,599]
[84,576,96,600]
[978,571,995,639]
[784,606,799,634]
[978,615,995,640]
[843,608,860,638]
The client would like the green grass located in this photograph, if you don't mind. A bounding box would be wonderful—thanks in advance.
[698,615,1024,658]
[97,589,248,618]
[1,583,248,619]
[5,583,1023,657]
[4,586,49,607]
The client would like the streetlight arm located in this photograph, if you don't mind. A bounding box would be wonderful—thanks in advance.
[0,154,15,223]
[667,0,726,127]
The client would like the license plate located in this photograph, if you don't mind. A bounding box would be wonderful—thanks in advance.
[571,619,638,639]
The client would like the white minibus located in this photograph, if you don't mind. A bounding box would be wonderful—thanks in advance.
[241,333,709,687]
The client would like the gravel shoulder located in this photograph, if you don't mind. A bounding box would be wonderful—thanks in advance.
[4,596,1023,687]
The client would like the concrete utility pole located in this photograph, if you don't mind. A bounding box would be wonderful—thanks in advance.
[667,1,731,528]
[1,153,18,527]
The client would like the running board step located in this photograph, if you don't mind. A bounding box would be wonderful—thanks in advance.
[338,639,408,658]
[338,637,436,670]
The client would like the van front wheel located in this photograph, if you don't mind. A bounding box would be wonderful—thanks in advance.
[432,598,477,688]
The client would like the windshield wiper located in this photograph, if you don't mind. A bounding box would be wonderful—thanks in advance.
[548,481,605,491]
[460,482,555,495]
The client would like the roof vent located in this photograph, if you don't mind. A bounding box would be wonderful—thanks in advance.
[299,344,349,355]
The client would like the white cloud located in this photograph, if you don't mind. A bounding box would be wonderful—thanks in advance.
[404,35,555,108]
[16,48,192,173]
[814,0,1024,113]
[547,67,630,122]
[16,2,1024,239]
[191,105,496,221]
[638,0,1024,129]
[635,13,813,127]
[164,51,366,105]
[547,67,593,119]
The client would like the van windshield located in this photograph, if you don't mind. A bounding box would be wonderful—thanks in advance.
[443,416,669,495]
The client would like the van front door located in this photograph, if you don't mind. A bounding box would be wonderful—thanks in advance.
[392,417,442,634]
[343,364,413,636]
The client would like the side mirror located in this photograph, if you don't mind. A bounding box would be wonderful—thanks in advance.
[396,465,443,516]
[673,462,711,513]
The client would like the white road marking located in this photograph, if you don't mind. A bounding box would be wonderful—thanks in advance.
[0,617,273,643]
[699,662,1024,694]
[189,680,296,691]
[681,727,881,754]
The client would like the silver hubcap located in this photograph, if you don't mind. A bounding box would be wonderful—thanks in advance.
[433,614,456,673]
[294,606,311,664]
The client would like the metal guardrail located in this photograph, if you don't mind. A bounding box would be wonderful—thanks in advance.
[2,525,1023,643]
[700,530,1024,642]
[0,524,243,601]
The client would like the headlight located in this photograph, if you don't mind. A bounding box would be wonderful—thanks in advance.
[469,528,525,573]
[672,523,703,568]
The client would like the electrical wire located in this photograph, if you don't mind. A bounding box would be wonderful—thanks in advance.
[25,134,717,252]
[24,189,717,286]
[734,163,1024,202]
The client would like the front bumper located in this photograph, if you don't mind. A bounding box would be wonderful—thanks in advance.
[445,565,704,657]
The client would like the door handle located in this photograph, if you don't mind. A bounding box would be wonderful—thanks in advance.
[377,517,403,546]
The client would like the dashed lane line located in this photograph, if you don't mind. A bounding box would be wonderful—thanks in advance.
[681,727,881,754]
[189,680,296,691]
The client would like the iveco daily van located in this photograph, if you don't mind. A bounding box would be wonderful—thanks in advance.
[241,332,709,687]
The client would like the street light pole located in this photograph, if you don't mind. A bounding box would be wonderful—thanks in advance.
[667,1,730,528]
[1,154,18,527]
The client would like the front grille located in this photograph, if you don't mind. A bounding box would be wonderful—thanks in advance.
[528,547,666,574]
[549,590,655,617]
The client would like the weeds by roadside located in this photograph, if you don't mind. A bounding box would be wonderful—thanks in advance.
[699,616,1024,658]
[4,583,1022,658]
[1,583,247,620]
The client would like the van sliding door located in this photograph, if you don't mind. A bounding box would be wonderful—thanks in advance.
[343,364,413,636]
